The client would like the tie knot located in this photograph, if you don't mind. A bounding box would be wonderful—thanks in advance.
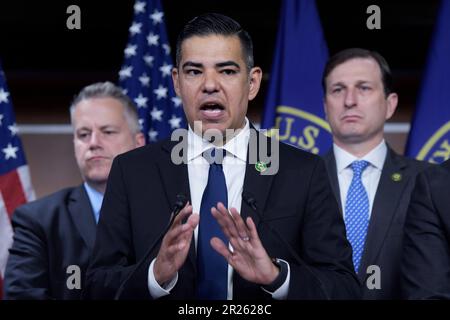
[203,148,226,165]
[351,160,369,176]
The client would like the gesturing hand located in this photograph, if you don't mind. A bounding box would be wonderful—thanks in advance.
[154,202,199,285]
[210,202,279,285]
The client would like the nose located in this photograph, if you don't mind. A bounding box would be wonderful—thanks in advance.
[344,87,357,108]
[202,70,219,94]
[88,130,102,150]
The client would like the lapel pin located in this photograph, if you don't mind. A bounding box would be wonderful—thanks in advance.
[391,173,402,182]
[255,161,267,173]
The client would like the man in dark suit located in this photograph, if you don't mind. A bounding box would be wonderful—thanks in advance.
[322,48,430,299]
[85,13,360,300]
[402,159,450,299]
[3,82,145,299]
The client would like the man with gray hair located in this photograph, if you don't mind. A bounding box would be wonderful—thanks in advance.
[4,82,145,299]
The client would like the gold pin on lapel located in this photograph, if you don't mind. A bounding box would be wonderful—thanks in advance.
[391,173,402,182]
[255,161,267,173]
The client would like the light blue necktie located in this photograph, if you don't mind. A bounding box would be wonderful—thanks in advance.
[344,160,370,274]
[197,148,228,300]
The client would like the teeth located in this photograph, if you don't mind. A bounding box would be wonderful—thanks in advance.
[204,109,222,114]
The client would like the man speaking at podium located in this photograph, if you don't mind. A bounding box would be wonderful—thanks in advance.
[85,13,359,300]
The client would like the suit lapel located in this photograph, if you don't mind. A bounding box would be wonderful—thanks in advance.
[157,139,191,217]
[241,128,275,228]
[323,150,343,214]
[359,148,410,277]
[157,139,195,267]
[232,127,275,297]
[68,185,97,252]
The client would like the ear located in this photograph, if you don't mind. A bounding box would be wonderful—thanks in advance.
[135,132,146,147]
[172,67,181,97]
[385,92,398,120]
[248,67,262,101]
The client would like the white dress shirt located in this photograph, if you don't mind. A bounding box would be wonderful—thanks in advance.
[148,118,289,299]
[333,140,387,218]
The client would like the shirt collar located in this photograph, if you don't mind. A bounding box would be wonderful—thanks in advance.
[83,182,104,223]
[187,118,250,163]
[334,140,387,174]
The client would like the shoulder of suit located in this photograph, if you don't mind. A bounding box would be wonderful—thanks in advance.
[442,159,450,171]
[388,150,434,173]
[421,161,450,180]
[277,140,323,169]
[13,186,80,221]
[114,141,167,164]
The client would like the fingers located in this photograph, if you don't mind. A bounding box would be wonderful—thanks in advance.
[154,205,198,284]
[209,204,274,285]
[230,208,251,241]
[211,205,236,240]
[186,210,200,227]
[161,213,198,267]
[167,212,198,244]
[210,237,243,268]
[210,237,229,259]
[245,216,262,247]
[162,203,197,250]
[210,203,262,260]
[213,203,251,243]
[172,202,193,226]
[166,202,194,238]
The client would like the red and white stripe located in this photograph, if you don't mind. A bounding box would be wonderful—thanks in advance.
[0,165,35,298]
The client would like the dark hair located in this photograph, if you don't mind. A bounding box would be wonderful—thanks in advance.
[175,13,254,71]
[322,48,393,97]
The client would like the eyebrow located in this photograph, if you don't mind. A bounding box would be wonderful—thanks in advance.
[330,80,372,87]
[100,124,119,129]
[216,61,240,69]
[181,60,241,69]
[329,82,345,88]
[355,80,372,85]
[76,127,91,132]
[76,125,119,132]
[182,61,203,69]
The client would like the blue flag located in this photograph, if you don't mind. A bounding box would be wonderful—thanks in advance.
[405,0,450,163]
[261,0,331,155]
[119,0,186,143]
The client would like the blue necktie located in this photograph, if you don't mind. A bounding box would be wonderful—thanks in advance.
[197,148,228,300]
[344,160,370,274]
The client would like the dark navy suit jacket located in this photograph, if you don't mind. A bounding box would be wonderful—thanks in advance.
[85,130,360,300]
[4,185,96,299]
[324,147,431,299]
[402,159,450,299]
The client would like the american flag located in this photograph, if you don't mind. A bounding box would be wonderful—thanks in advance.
[0,62,35,298]
[119,0,186,143]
